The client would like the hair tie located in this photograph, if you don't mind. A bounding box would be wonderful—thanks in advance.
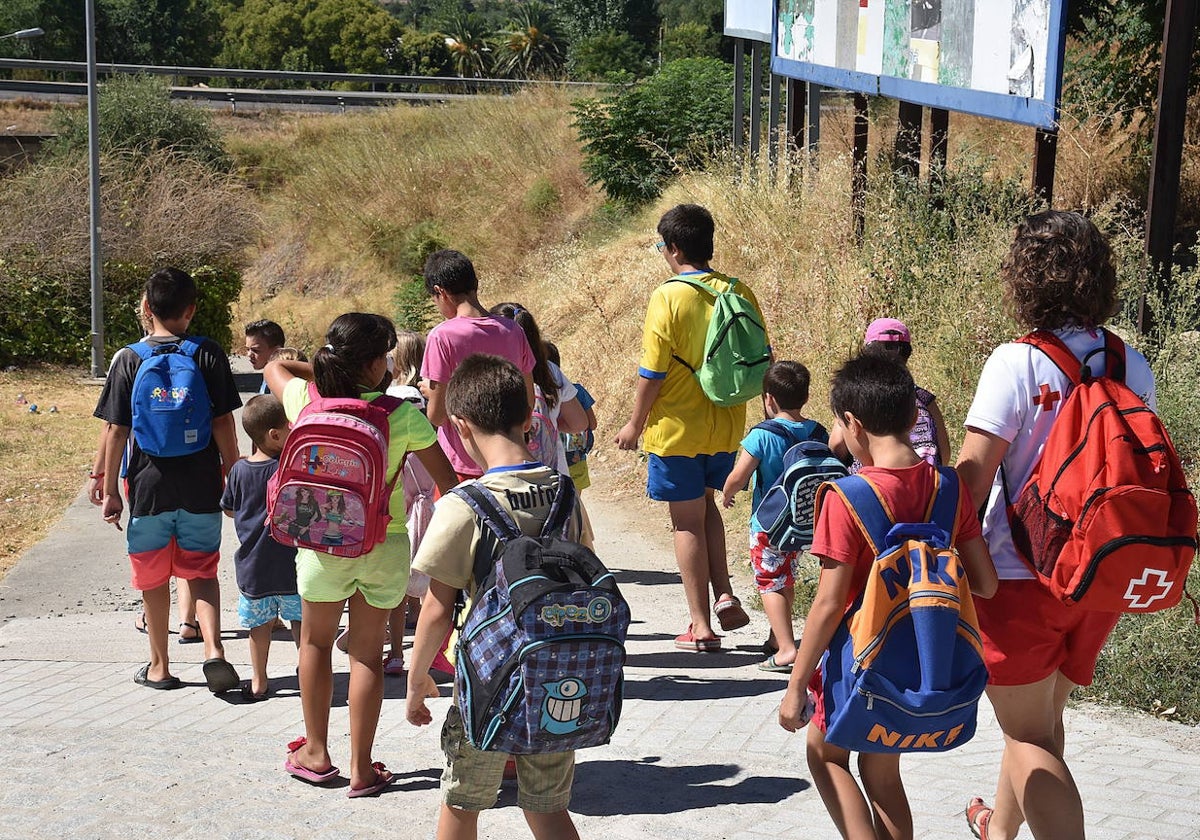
[324,344,335,352]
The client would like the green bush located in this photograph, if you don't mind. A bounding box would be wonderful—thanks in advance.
[567,30,649,81]
[46,75,227,170]
[523,176,561,217]
[573,57,734,204]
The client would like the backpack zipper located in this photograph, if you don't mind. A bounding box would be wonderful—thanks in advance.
[860,687,979,716]
[1069,533,1197,601]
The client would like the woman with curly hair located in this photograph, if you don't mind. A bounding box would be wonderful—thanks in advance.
[956,211,1157,840]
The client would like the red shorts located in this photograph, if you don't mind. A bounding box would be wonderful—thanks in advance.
[808,667,827,732]
[974,578,1121,687]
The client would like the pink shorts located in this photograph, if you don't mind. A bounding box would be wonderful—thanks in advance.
[809,668,827,732]
[974,578,1121,687]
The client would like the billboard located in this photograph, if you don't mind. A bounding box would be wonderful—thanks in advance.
[772,0,1067,128]
[725,0,774,43]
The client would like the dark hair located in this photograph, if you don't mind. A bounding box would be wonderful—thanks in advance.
[657,204,715,265]
[312,313,397,399]
[1001,210,1118,330]
[862,340,913,365]
[544,341,560,367]
[145,267,197,322]
[762,360,811,410]
[241,393,288,447]
[445,353,530,435]
[491,302,559,408]
[830,354,916,437]
[245,319,285,348]
[423,249,479,296]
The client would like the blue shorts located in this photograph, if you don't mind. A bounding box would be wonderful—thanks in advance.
[238,593,303,629]
[646,452,736,502]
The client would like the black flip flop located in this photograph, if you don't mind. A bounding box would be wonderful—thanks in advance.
[203,658,240,694]
[177,621,202,644]
[134,663,181,690]
[134,612,147,634]
[240,683,269,702]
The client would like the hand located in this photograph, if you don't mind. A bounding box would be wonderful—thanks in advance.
[721,489,736,509]
[417,379,432,401]
[779,687,814,733]
[87,476,104,506]
[406,672,439,726]
[102,494,124,532]
[613,421,642,451]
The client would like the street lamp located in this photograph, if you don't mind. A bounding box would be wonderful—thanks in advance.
[0,28,44,40]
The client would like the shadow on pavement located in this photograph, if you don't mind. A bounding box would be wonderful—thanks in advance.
[623,674,786,701]
[571,757,808,815]
[625,646,764,670]
[611,568,680,587]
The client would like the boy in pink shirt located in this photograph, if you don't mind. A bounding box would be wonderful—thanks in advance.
[420,249,537,481]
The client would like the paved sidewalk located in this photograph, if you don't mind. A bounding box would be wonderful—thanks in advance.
[1,437,1198,838]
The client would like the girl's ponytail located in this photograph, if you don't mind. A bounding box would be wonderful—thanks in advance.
[313,313,398,399]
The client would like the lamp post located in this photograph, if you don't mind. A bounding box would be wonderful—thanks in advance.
[0,28,44,40]
[85,0,103,378]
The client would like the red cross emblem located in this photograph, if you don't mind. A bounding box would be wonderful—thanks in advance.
[1032,383,1061,411]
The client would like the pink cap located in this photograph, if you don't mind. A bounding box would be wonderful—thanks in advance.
[864,318,911,343]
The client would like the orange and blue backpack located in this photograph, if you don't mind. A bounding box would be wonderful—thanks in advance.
[814,467,987,753]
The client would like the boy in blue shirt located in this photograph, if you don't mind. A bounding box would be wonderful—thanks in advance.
[220,394,302,701]
[722,361,827,671]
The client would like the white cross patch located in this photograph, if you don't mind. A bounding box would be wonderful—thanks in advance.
[1123,568,1174,610]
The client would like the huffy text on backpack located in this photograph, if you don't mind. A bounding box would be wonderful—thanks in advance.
[752,420,847,553]
[525,386,560,470]
[127,337,213,457]
[669,274,771,407]
[267,382,404,559]
[1004,329,1197,613]
[815,467,988,753]
[452,475,630,754]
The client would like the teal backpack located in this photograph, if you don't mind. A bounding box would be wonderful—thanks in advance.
[669,274,771,407]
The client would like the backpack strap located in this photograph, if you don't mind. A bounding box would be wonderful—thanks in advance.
[1019,329,1127,385]
[929,466,963,542]
[666,274,722,298]
[753,419,803,448]
[540,473,577,539]
[821,468,961,554]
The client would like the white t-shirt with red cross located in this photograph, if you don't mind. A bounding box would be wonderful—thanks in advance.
[964,326,1157,579]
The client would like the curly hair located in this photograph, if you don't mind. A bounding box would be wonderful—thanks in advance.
[1000,210,1118,330]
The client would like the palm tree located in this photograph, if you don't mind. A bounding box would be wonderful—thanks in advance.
[439,11,491,78]
[494,2,564,79]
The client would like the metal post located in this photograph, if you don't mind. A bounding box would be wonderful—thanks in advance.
[767,72,781,168]
[1032,127,1058,205]
[85,0,104,378]
[930,107,949,171]
[806,83,821,153]
[853,93,869,240]
[733,39,745,150]
[895,100,922,178]
[785,77,804,152]
[749,41,763,156]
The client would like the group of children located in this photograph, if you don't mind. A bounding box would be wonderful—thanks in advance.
[94,204,1155,840]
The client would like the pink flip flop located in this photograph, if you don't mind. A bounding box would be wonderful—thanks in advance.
[284,737,339,785]
[714,594,750,631]
[347,762,393,798]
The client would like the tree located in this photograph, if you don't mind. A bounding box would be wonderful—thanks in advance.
[568,30,648,81]
[661,21,721,62]
[493,1,564,79]
[438,11,492,77]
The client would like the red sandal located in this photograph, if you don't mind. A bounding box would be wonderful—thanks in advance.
[965,797,993,839]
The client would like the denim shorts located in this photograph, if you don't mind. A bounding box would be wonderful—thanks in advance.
[238,593,303,629]
[646,452,735,502]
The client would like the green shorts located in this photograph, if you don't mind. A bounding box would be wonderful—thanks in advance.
[295,532,410,609]
[440,706,575,812]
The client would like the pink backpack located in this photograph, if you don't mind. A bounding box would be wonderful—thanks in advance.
[267,382,404,558]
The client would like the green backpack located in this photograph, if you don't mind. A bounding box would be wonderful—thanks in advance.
[669,274,771,407]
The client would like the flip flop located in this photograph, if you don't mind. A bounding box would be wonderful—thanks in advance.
[758,654,793,673]
[347,762,393,798]
[966,797,993,839]
[133,663,181,690]
[240,683,269,702]
[760,637,779,657]
[177,621,202,644]
[674,624,721,652]
[134,612,147,634]
[284,737,339,785]
[202,658,240,694]
[714,594,750,631]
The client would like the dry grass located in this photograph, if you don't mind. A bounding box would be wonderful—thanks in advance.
[0,367,102,578]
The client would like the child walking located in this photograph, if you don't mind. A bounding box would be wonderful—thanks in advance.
[220,394,301,701]
[546,342,599,492]
[406,353,587,840]
[721,361,827,672]
[265,312,456,797]
[779,354,996,840]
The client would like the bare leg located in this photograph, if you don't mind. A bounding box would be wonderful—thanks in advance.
[985,672,1084,840]
[807,724,878,840]
[761,587,798,664]
[188,576,226,662]
[858,752,912,840]
[437,804,480,840]
[142,582,172,682]
[667,496,718,639]
[387,601,407,663]
[292,598,344,774]
[247,622,273,696]
[344,590,390,789]
[177,577,196,633]
[524,810,581,840]
[702,491,732,602]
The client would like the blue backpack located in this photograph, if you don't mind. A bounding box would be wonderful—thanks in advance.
[451,475,630,754]
[127,337,213,458]
[815,467,987,753]
[752,420,846,553]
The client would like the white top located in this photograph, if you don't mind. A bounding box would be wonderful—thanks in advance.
[964,326,1157,579]
[546,361,578,474]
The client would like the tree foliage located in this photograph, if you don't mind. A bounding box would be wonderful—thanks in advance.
[493,2,564,79]
[569,30,648,81]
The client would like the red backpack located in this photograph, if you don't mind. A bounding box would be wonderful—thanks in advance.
[1005,330,1197,613]
[267,383,404,559]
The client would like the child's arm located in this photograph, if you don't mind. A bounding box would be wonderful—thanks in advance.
[405,577,456,726]
[212,413,241,478]
[413,442,457,496]
[957,535,997,598]
[88,424,110,506]
[422,379,447,427]
[263,358,311,400]
[101,425,131,530]
[721,450,760,509]
[557,395,588,435]
[614,376,665,450]
[779,556,854,732]
[928,399,953,466]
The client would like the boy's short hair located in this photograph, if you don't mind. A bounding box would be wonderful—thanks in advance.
[272,346,307,362]
[830,354,916,437]
[423,249,479,296]
[145,267,197,322]
[763,360,811,410]
[245,319,285,348]
[445,353,529,435]
[1001,210,1118,330]
[241,393,288,448]
[657,204,715,265]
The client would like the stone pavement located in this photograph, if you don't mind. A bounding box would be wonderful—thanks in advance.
[1,414,1198,838]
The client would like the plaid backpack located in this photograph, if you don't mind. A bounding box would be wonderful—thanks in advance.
[451,475,630,754]
[751,419,845,553]
[815,467,987,753]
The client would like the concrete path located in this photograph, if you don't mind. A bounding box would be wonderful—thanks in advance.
[1,406,1197,839]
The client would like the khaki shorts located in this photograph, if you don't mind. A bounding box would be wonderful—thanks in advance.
[440,706,575,812]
